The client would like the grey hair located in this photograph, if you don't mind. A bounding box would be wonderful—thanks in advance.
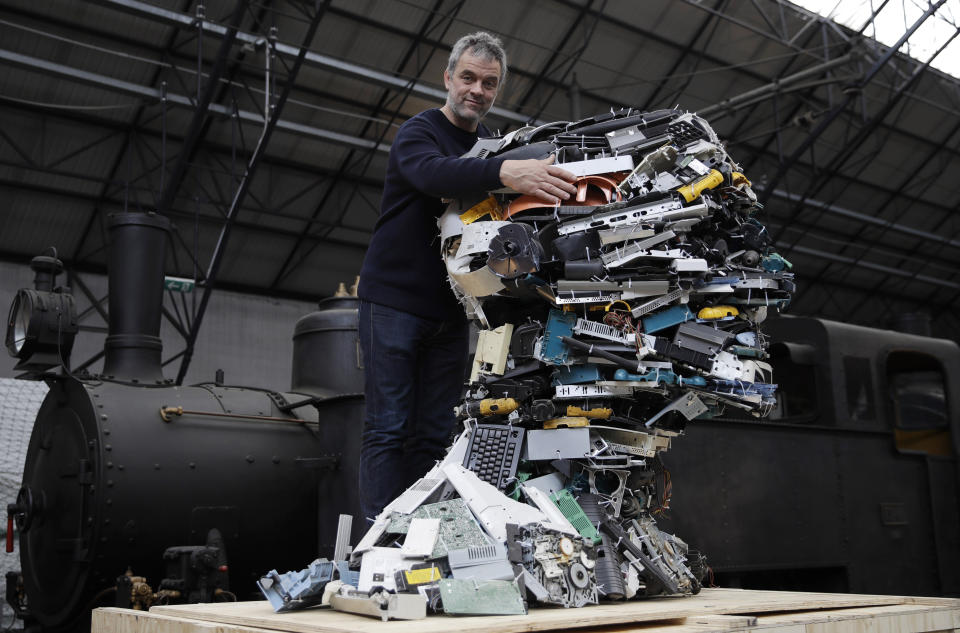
[447,31,508,86]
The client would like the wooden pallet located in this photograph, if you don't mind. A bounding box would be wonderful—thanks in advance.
[92,588,960,633]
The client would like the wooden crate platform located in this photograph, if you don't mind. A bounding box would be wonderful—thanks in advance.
[92,588,960,633]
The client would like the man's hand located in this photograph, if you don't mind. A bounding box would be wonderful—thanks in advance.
[499,155,577,204]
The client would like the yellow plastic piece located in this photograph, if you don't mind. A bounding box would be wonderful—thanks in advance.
[731,172,751,187]
[677,169,724,202]
[566,405,612,420]
[605,300,632,313]
[543,416,590,429]
[459,195,503,224]
[402,567,443,584]
[478,398,519,416]
[697,305,739,319]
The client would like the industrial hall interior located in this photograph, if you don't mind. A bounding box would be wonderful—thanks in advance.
[1,0,960,632]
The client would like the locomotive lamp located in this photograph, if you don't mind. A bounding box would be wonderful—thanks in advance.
[5,250,78,373]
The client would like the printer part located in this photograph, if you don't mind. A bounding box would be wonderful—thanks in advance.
[256,559,335,612]
[329,587,427,621]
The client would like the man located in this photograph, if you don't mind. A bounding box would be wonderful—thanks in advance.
[356,31,577,521]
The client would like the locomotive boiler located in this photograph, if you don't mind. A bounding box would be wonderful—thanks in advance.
[5,212,364,632]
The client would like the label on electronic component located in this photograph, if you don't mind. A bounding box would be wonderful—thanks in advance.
[554,292,621,305]
[554,384,633,399]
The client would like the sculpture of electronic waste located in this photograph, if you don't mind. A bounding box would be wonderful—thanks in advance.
[258,108,794,619]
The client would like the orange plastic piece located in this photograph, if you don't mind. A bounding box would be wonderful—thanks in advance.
[504,173,626,219]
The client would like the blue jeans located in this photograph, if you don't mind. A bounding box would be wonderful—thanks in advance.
[357,300,469,521]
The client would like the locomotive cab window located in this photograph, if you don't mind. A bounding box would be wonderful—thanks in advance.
[843,356,876,425]
[887,351,952,457]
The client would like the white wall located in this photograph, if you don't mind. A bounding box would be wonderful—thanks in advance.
[0,377,47,629]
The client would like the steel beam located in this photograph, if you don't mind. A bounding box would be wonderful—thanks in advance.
[92,0,532,125]
[799,113,960,312]
[697,53,854,117]
[0,99,385,190]
[0,249,331,305]
[756,0,947,207]
[758,187,960,251]
[32,1,958,164]
[768,25,960,241]
[738,140,957,217]
[0,176,371,250]
[761,35,960,306]
[781,243,960,291]
[0,49,388,154]
[681,0,820,52]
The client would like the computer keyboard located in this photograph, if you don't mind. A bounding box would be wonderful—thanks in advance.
[462,424,525,491]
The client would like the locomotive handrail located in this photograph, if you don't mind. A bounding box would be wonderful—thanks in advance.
[158,405,310,424]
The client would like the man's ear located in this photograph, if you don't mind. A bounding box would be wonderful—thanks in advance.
[443,69,451,90]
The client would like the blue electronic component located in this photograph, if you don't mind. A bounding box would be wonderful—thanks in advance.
[695,276,740,287]
[257,559,336,612]
[729,345,764,358]
[552,364,603,385]
[540,309,578,365]
[336,560,360,588]
[642,305,695,333]
[761,253,792,272]
[614,367,674,383]
[614,367,707,386]
[710,379,777,400]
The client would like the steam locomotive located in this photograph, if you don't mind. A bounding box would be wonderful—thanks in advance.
[5,213,364,632]
[5,213,959,632]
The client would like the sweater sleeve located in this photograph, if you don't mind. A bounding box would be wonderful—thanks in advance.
[393,117,505,198]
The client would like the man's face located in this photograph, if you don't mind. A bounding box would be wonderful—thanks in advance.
[443,50,501,130]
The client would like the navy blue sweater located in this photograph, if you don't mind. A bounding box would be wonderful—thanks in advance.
[358,109,504,321]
